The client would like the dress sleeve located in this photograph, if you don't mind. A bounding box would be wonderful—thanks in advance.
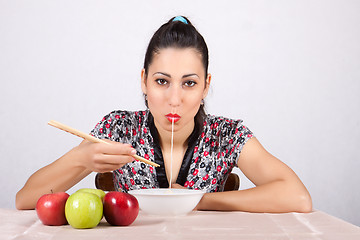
[218,118,254,167]
[90,110,146,144]
[90,112,113,140]
[90,110,129,141]
[232,120,254,156]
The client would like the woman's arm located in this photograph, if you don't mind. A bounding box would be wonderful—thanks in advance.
[15,140,136,210]
[196,137,312,213]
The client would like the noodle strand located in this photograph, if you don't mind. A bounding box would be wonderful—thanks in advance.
[169,118,174,189]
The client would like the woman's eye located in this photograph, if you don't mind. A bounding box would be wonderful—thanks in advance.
[184,81,196,87]
[156,79,168,85]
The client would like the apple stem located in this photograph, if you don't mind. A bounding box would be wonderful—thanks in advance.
[51,189,53,194]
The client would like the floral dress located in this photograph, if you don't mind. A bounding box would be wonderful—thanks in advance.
[91,110,253,193]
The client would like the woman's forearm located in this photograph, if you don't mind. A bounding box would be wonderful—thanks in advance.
[197,180,312,213]
[15,148,92,210]
[16,140,136,210]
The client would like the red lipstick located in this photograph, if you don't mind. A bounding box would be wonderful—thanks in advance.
[165,113,181,123]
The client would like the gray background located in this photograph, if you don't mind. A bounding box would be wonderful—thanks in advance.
[1,0,359,226]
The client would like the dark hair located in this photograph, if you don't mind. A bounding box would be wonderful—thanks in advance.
[143,16,208,127]
[143,16,209,77]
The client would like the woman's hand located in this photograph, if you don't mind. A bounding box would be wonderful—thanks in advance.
[75,139,137,173]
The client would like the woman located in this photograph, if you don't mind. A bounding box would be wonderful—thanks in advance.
[16,16,312,212]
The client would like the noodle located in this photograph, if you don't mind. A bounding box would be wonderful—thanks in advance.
[169,117,174,189]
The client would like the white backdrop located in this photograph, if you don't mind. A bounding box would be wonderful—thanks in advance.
[1,0,359,226]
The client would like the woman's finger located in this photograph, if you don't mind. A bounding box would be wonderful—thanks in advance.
[97,140,137,156]
[94,153,135,166]
[93,163,125,173]
[92,156,135,173]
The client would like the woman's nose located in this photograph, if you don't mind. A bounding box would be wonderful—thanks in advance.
[168,85,182,107]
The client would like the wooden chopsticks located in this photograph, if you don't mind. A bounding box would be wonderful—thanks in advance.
[48,120,159,167]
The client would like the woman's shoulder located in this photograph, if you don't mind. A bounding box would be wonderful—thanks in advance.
[101,110,149,122]
[90,110,149,137]
[203,114,253,139]
[204,114,245,128]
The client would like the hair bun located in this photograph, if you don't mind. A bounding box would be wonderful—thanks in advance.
[172,16,188,24]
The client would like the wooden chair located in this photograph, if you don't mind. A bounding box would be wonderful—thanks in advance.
[95,172,240,192]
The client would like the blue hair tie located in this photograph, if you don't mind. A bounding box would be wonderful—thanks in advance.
[172,16,188,24]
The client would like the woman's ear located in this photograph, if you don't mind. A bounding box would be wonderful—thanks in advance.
[203,73,212,99]
[141,69,147,95]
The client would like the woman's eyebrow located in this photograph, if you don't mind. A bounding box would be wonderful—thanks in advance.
[153,72,171,78]
[152,72,199,79]
[183,73,199,79]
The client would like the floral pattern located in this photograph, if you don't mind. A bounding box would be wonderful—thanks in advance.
[91,110,253,193]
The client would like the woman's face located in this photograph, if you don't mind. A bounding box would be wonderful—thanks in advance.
[141,47,211,135]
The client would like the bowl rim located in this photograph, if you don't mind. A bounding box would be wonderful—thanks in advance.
[128,188,205,196]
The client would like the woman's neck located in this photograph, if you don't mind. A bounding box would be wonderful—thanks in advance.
[155,120,194,151]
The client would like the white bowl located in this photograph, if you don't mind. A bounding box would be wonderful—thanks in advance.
[128,188,205,216]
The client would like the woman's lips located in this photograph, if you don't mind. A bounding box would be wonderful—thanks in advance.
[165,113,181,123]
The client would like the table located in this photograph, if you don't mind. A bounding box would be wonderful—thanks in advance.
[0,208,359,240]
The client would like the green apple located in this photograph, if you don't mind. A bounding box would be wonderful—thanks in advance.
[76,188,106,201]
[65,192,103,229]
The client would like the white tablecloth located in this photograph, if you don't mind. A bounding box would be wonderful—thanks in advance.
[0,208,359,240]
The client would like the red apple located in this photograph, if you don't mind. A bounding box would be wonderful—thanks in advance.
[36,192,69,226]
[103,192,139,226]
